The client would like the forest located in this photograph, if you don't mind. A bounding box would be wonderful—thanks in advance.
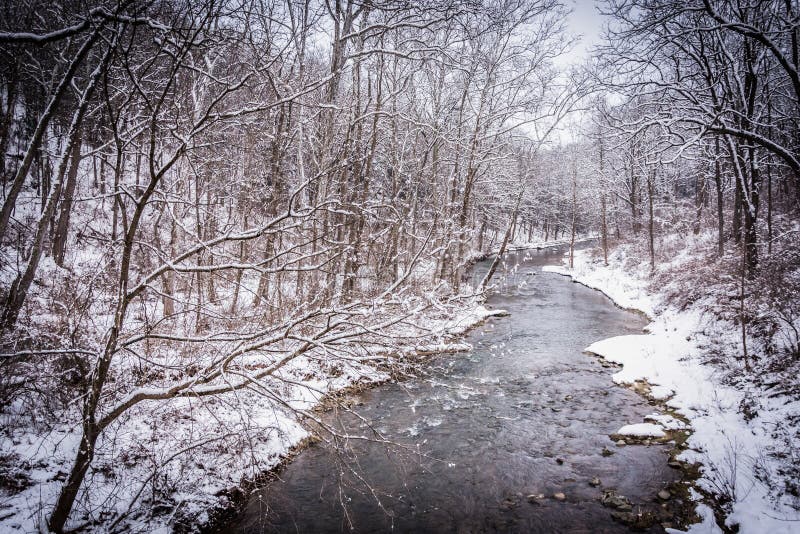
[0,0,798,532]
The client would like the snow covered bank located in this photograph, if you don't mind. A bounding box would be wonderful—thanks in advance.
[545,246,800,534]
[542,257,654,317]
[492,234,598,255]
[0,297,507,533]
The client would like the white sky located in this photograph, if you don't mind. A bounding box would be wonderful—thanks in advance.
[559,0,604,66]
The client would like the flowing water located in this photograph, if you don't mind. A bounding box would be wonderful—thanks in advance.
[230,246,681,533]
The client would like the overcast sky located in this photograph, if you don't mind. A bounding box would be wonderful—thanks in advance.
[559,0,604,66]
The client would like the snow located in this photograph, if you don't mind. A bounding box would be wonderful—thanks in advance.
[498,234,598,255]
[584,332,704,404]
[645,413,689,431]
[615,423,666,438]
[649,385,677,401]
[546,245,800,533]
[666,504,723,534]
[444,305,509,335]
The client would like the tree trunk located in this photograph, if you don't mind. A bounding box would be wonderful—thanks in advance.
[480,193,521,291]
[0,77,18,183]
[49,425,100,532]
[477,216,486,252]
[52,133,83,266]
[162,215,177,317]
[739,236,750,373]
[569,162,577,269]
[40,149,51,212]
[767,159,772,256]
[647,166,656,270]
[731,148,744,244]
[599,138,608,265]
[693,170,706,235]
[743,148,760,276]
[714,137,725,257]
[230,215,247,314]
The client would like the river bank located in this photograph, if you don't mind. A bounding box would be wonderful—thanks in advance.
[0,281,509,534]
[543,241,800,533]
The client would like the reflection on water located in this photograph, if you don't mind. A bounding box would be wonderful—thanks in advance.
[231,247,679,533]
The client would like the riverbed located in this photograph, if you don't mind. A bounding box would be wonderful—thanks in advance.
[229,246,683,533]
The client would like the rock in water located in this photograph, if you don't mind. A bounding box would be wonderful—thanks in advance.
[553,492,566,501]
[527,493,545,503]
[657,489,671,500]
[589,477,601,487]
[601,490,633,510]
[499,495,520,510]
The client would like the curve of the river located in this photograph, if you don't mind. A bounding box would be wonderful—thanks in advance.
[230,246,682,533]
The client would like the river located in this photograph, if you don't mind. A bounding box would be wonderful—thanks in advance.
[228,246,683,533]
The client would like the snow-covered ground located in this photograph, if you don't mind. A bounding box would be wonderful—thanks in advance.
[544,245,800,533]
[493,233,598,254]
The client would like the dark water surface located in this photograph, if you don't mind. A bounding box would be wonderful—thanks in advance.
[231,247,679,533]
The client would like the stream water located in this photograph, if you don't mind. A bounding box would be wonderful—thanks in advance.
[230,246,682,533]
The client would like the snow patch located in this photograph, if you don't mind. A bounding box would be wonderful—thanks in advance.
[666,504,723,534]
[645,413,689,431]
[615,423,666,438]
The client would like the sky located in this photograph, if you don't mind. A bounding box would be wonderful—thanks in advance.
[558,0,604,66]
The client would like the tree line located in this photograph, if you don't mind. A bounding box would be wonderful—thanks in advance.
[592,0,799,275]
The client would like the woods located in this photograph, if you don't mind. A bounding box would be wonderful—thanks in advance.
[0,1,573,530]
[592,0,798,270]
[1,0,799,532]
